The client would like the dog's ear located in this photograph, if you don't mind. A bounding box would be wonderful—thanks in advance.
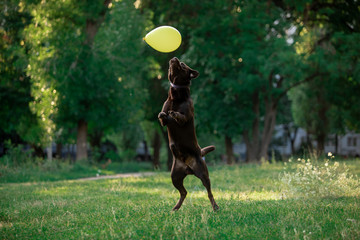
[190,69,199,79]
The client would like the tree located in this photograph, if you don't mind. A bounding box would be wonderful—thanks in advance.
[25,0,147,161]
[328,33,360,131]
[0,0,46,155]
[276,96,299,156]
[289,81,329,154]
[183,0,312,162]
[282,0,360,154]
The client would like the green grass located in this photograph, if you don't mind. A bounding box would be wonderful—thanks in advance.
[1,160,360,239]
[0,161,155,184]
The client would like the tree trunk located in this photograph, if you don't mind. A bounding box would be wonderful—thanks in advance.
[290,127,298,155]
[315,95,328,156]
[76,120,88,162]
[306,132,313,152]
[66,144,71,160]
[152,131,161,169]
[46,144,52,162]
[335,134,338,154]
[143,140,150,161]
[244,130,258,162]
[244,92,260,163]
[56,142,62,159]
[259,103,278,161]
[225,136,235,164]
[284,124,298,155]
[84,0,112,45]
[243,90,280,163]
[74,1,111,162]
[316,133,326,156]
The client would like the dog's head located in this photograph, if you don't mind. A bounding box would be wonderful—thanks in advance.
[168,57,199,87]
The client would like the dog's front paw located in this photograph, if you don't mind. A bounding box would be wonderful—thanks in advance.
[158,112,167,119]
[158,112,168,126]
[168,110,177,119]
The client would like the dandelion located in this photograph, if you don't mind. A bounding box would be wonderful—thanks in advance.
[328,152,333,157]
[325,162,328,167]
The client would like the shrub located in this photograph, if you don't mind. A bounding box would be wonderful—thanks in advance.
[0,140,35,167]
[280,154,360,199]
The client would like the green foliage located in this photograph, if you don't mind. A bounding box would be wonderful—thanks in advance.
[326,32,360,131]
[103,150,120,162]
[285,0,360,135]
[105,124,144,161]
[289,81,328,135]
[176,0,307,161]
[0,141,34,167]
[289,28,360,142]
[1,0,360,164]
[24,0,147,147]
[0,0,43,145]
[186,0,295,132]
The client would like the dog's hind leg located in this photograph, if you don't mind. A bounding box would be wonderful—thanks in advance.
[190,158,219,211]
[171,168,188,211]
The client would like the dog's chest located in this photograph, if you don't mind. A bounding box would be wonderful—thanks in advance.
[169,100,190,113]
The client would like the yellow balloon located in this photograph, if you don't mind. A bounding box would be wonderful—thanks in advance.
[144,26,182,53]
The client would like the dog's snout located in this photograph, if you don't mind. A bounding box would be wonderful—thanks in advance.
[170,57,180,64]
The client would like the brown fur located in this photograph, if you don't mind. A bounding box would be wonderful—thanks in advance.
[158,57,219,211]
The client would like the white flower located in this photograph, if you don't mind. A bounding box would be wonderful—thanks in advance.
[328,152,333,157]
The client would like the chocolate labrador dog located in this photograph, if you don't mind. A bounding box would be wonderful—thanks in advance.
[158,57,219,211]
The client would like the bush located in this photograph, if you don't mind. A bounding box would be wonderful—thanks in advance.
[104,150,121,162]
[280,154,360,199]
[0,140,35,167]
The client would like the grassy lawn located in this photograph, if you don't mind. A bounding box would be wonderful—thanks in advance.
[1,160,359,239]
[0,161,155,184]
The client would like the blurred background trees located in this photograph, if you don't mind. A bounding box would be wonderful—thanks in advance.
[1,0,359,169]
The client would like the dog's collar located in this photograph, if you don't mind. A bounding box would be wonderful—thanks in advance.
[170,82,190,89]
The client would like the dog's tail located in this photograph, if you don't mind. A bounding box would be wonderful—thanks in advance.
[201,145,215,157]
